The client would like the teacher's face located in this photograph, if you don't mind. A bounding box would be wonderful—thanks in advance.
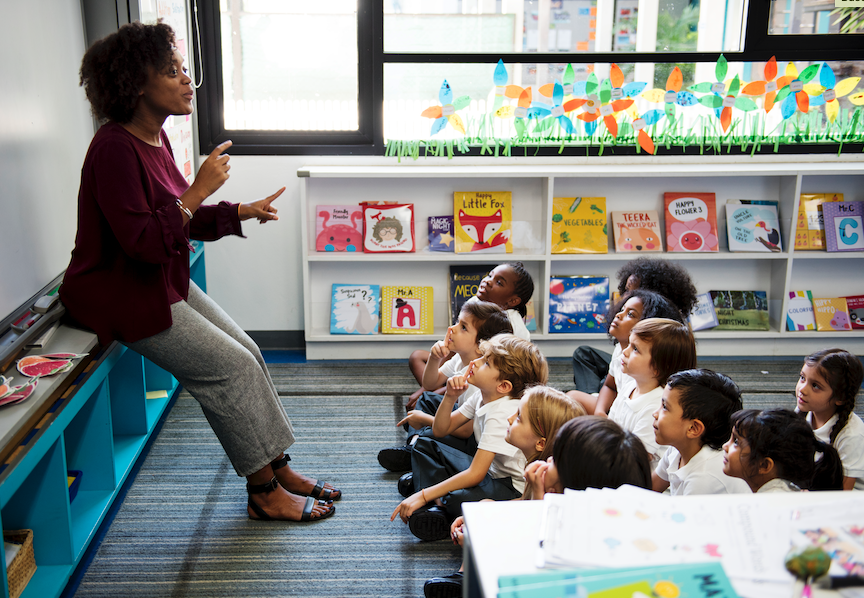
[138,49,193,119]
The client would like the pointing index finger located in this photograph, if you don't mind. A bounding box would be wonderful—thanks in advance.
[210,140,233,158]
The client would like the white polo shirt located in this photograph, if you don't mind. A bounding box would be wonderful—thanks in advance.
[805,411,864,490]
[608,385,667,466]
[457,393,526,493]
[655,445,751,496]
[438,354,480,407]
[507,309,530,340]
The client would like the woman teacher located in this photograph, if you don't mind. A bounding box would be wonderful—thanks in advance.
[61,21,339,522]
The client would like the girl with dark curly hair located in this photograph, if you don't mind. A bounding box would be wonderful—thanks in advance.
[795,348,864,490]
[61,22,338,522]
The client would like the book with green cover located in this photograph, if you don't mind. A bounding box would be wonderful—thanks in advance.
[709,290,769,331]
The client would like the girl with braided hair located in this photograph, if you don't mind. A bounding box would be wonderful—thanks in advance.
[795,348,864,490]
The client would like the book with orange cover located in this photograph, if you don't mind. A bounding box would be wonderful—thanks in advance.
[813,297,852,332]
[795,193,843,250]
[454,192,513,254]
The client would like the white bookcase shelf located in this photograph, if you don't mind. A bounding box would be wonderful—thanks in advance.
[298,158,864,360]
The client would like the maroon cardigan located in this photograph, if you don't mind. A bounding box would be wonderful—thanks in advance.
[61,123,242,344]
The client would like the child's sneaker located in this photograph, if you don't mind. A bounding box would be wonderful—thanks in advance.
[377,445,412,472]
[408,505,451,541]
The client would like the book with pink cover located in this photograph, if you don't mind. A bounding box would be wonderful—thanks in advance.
[846,295,864,330]
[315,205,363,252]
[664,192,719,253]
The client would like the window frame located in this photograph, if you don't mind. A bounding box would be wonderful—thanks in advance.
[194,0,864,155]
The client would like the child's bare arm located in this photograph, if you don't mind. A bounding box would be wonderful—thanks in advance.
[391,449,496,522]
[651,472,670,493]
[593,374,618,416]
[449,419,475,439]
[422,330,452,390]
[431,375,470,437]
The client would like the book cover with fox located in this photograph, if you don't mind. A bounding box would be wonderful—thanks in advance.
[454,191,512,254]
[611,210,663,253]
[551,197,608,254]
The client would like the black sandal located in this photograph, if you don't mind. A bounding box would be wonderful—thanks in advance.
[271,453,342,501]
[247,476,335,522]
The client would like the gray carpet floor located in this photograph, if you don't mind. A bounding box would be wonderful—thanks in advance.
[71,357,863,598]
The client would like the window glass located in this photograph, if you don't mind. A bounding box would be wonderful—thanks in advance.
[769,0,864,35]
[219,0,358,130]
[383,0,745,54]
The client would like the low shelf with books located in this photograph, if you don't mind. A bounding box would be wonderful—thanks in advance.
[299,159,864,359]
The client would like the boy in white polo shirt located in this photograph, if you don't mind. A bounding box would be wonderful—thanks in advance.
[652,369,750,495]
[390,334,548,541]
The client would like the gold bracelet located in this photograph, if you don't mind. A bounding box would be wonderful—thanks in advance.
[176,199,193,220]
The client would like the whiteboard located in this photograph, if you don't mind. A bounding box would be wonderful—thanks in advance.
[0,1,95,321]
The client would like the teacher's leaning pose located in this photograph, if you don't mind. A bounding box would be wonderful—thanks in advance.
[60,21,339,522]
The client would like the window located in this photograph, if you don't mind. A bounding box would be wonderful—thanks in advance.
[195,0,864,155]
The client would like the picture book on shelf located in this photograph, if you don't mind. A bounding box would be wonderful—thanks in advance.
[448,264,489,325]
[786,291,816,331]
[709,290,769,331]
[551,197,607,254]
[524,299,536,332]
[548,276,609,333]
[497,562,738,598]
[813,297,852,332]
[427,215,454,252]
[688,292,719,331]
[362,203,416,253]
[847,295,864,330]
[316,205,363,252]
[453,192,512,254]
[795,193,844,250]
[823,201,864,253]
[381,286,433,334]
[611,210,662,253]
[725,202,782,252]
[664,192,719,253]
[330,285,379,335]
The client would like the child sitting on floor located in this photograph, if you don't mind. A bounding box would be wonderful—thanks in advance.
[608,318,696,467]
[566,289,683,416]
[651,369,750,495]
[391,334,547,541]
[377,299,513,472]
[723,408,843,492]
[795,348,864,490]
[571,257,698,396]
[406,262,534,409]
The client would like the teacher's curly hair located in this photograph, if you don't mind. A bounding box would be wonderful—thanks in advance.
[80,21,176,123]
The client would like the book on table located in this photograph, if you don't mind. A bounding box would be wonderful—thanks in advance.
[381,285,434,334]
[709,290,769,331]
[664,192,719,253]
[330,284,379,335]
[548,276,610,334]
[454,192,513,254]
[610,210,662,253]
[550,197,608,254]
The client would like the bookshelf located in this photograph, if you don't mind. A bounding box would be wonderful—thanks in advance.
[0,247,204,598]
[298,159,864,359]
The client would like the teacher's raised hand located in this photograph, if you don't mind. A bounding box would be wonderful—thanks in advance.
[192,140,233,201]
[239,187,284,223]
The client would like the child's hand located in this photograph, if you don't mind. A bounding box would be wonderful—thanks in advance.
[396,410,429,431]
[430,328,452,361]
[524,460,550,499]
[450,515,466,545]
[445,374,469,399]
[390,491,428,523]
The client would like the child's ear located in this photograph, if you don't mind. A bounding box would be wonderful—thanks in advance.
[503,295,520,310]
[757,457,775,476]
[497,379,514,395]
[686,418,705,440]
[535,437,547,453]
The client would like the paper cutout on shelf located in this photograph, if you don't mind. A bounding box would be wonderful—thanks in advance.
[0,378,38,407]
[786,291,817,331]
[492,59,508,111]
[0,376,13,399]
[420,79,470,136]
[16,352,87,379]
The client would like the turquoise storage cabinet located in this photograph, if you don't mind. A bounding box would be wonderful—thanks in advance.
[0,248,204,598]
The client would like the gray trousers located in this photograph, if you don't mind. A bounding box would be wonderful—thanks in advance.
[124,282,295,477]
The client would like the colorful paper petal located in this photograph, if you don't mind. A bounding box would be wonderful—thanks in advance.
[421,106,443,119]
[734,97,759,111]
[676,91,699,107]
[785,62,799,79]
[698,95,723,109]
[610,64,624,89]
[604,114,618,138]
[809,95,826,107]
[741,81,766,96]
[586,72,599,95]
[611,99,634,112]
[667,67,683,92]
[572,81,588,97]
[819,62,835,89]
[796,90,810,113]
[538,83,555,99]
[715,54,728,82]
[439,80,453,105]
[643,109,664,126]
[562,98,587,112]
[642,88,666,103]
[665,103,676,121]
[584,119,598,136]
[563,63,575,86]
[505,85,525,99]
[558,115,575,135]
[518,88,532,108]
[775,86,792,103]
[803,83,824,97]
[528,106,551,119]
[623,82,647,97]
[495,106,515,118]
[765,56,778,81]
[781,93,797,119]
[799,64,820,84]
[452,95,471,110]
[729,75,740,97]
[849,91,864,106]
[688,82,714,93]
[720,106,732,132]
[431,116,448,135]
[553,81,564,106]
[514,118,526,137]
[599,78,611,105]
[826,100,839,123]
[447,114,466,134]
[638,129,656,155]
[765,91,777,113]
[493,59,508,86]
[836,77,861,97]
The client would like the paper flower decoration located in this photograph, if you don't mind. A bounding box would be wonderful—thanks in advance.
[528,80,581,135]
[575,77,635,138]
[809,62,861,123]
[495,87,532,137]
[420,80,470,135]
[775,62,821,119]
[642,67,698,124]
[608,63,647,100]
[694,75,758,132]
[629,108,664,154]
[668,220,718,252]
[538,63,579,102]
[741,56,780,113]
